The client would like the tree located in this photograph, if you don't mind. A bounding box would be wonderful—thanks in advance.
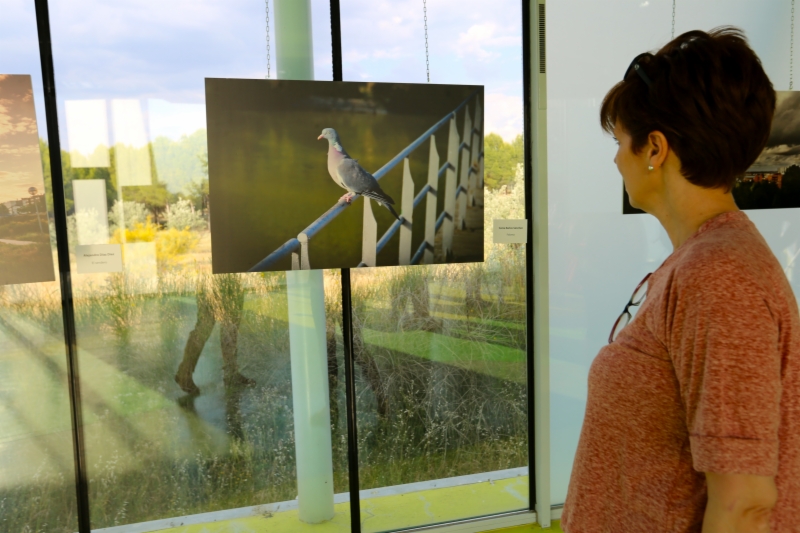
[0,203,8,216]
[484,133,523,190]
[124,181,174,224]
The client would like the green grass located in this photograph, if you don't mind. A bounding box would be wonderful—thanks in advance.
[0,255,529,532]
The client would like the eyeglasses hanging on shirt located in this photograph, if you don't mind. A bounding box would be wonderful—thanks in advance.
[609,272,652,344]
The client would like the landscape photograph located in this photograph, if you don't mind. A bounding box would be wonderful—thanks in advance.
[0,74,54,285]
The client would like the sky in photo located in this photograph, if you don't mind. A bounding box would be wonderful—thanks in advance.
[0,75,45,205]
[0,0,523,148]
[756,91,800,169]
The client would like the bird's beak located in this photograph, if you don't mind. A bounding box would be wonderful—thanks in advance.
[317,135,323,140]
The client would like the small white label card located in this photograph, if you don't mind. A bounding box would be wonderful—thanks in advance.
[76,244,123,273]
[493,219,528,244]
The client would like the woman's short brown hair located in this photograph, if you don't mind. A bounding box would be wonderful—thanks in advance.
[600,27,776,190]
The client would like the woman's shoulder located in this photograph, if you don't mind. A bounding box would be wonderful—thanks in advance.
[671,216,786,298]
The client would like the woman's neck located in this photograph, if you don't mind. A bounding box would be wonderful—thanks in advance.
[650,169,739,250]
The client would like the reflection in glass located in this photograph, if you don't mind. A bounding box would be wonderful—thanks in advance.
[111,99,153,188]
[65,99,110,168]
[341,0,529,529]
[352,251,529,532]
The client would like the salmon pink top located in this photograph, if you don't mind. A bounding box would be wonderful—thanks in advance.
[561,211,800,532]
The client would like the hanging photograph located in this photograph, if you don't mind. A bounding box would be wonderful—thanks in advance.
[0,74,55,286]
[733,90,800,210]
[205,79,484,273]
[623,90,800,214]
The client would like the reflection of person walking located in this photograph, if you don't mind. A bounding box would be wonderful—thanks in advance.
[175,273,255,395]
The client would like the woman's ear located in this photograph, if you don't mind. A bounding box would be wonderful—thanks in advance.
[648,131,669,170]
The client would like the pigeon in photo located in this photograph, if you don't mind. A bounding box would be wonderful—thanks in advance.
[318,128,400,221]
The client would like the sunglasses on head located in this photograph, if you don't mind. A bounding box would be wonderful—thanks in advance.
[624,52,654,87]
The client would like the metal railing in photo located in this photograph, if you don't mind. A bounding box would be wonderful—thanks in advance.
[249,90,483,272]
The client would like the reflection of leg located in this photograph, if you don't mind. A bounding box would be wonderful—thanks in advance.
[224,388,245,441]
[176,291,215,395]
[411,273,430,319]
[219,276,254,389]
[327,317,340,430]
[354,329,387,418]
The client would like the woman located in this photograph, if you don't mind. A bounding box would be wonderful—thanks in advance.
[561,28,800,532]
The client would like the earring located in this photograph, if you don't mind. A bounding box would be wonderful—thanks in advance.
[648,165,654,171]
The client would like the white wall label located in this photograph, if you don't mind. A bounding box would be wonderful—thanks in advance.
[76,244,122,273]
[493,219,528,244]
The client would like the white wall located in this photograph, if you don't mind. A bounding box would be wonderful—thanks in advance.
[547,0,799,503]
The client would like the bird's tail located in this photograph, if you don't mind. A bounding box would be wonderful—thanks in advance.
[360,190,400,220]
[385,203,401,221]
[362,189,395,206]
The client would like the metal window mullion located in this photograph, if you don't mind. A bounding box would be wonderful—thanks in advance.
[526,0,551,527]
[33,1,92,532]
[341,269,362,533]
[329,2,362,532]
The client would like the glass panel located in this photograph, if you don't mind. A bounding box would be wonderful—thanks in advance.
[548,1,792,504]
[0,3,79,532]
[341,1,528,531]
[46,1,349,531]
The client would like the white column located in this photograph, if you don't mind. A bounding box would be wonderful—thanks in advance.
[286,270,334,523]
[275,0,335,523]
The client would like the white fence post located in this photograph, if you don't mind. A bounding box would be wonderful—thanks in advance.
[298,233,310,270]
[469,98,483,209]
[424,135,439,264]
[398,158,414,265]
[361,197,377,267]
[456,106,472,230]
[443,117,459,259]
[292,251,300,270]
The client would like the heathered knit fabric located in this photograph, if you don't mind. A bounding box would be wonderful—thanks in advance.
[561,211,800,532]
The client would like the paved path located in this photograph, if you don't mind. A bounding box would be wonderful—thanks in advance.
[0,238,36,246]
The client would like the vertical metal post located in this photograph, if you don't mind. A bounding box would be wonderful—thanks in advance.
[456,108,472,230]
[33,1,92,532]
[361,198,377,267]
[276,0,335,523]
[398,158,414,265]
[424,136,439,264]
[469,98,483,208]
[443,117,458,258]
[298,232,311,270]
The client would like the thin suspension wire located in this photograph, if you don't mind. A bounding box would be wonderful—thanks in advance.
[789,0,794,91]
[671,0,676,39]
[424,0,430,82]
[265,0,271,79]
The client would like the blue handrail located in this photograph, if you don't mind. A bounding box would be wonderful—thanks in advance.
[249,237,301,271]
[249,88,480,272]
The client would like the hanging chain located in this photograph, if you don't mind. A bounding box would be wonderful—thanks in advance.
[671,0,676,39]
[789,0,794,91]
[265,0,271,79]
[423,0,430,82]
